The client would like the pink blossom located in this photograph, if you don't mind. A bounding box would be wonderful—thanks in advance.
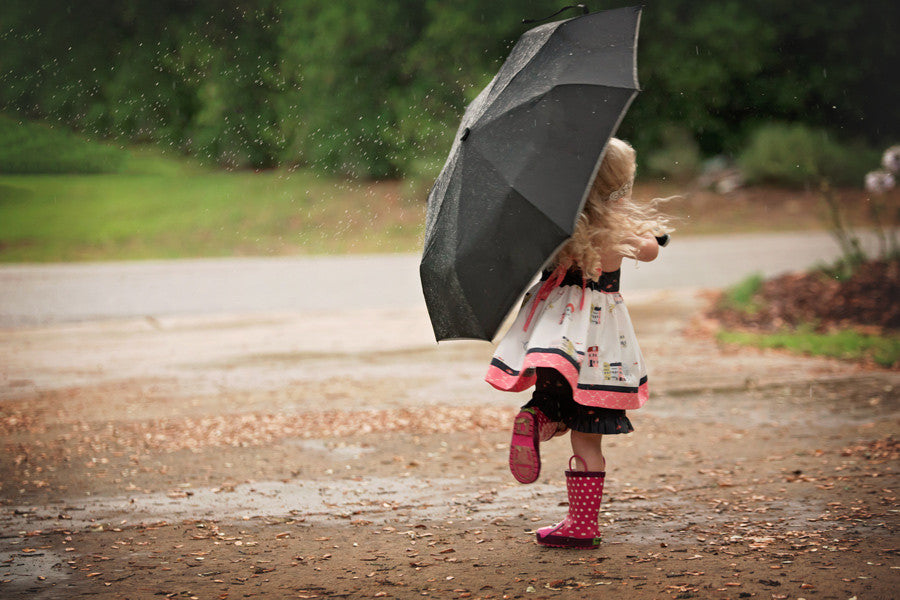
[883,145,900,173]
[865,170,896,194]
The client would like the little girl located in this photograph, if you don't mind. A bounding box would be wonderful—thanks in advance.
[485,137,670,549]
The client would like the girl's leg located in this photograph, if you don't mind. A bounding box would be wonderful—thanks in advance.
[535,433,606,548]
[570,430,605,472]
[508,369,566,484]
[525,368,568,440]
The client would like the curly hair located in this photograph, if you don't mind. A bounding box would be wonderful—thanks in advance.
[553,138,671,279]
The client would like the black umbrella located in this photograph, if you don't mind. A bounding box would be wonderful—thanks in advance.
[420,5,642,342]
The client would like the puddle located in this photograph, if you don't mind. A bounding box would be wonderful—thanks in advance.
[287,439,376,459]
[601,492,838,546]
[1,475,842,551]
[0,477,512,531]
[0,542,70,599]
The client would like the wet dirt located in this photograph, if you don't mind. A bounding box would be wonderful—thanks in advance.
[1,289,898,599]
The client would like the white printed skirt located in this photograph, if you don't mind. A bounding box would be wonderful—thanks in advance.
[485,267,649,410]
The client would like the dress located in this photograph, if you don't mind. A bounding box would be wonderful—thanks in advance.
[485,266,648,411]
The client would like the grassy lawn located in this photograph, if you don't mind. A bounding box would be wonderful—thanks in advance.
[0,115,427,261]
[0,171,425,262]
[717,328,900,368]
[0,115,884,263]
[2,171,882,263]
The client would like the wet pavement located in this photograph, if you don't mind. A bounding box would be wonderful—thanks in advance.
[1,242,898,599]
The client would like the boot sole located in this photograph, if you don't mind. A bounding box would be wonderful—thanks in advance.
[509,410,540,484]
[536,534,601,549]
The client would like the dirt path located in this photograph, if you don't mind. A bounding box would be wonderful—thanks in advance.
[1,288,898,599]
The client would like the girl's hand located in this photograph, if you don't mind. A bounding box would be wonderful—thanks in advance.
[633,233,660,262]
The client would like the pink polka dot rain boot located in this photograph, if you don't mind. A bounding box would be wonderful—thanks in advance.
[535,455,605,549]
[508,407,560,484]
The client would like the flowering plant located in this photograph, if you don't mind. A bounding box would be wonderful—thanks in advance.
[819,144,898,277]
[860,145,899,261]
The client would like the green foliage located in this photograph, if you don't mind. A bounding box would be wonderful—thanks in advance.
[738,123,878,187]
[0,170,425,261]
[277,0,564,177]
[621,1,778,156]
[643,126,702,181]
[0,0,297,170]
[1,0,897,177]
[0,114,128,174]
[718,273,765,315]
[400,156,445,203]
[0,114,209,175]
[717,327,900,368]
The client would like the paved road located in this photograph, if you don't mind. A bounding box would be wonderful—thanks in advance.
[0,230,884,327]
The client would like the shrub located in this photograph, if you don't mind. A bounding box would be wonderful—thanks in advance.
[0,115,127,174]
[400,156,445,203]
[643,126,703,181]
[738,123,878,187]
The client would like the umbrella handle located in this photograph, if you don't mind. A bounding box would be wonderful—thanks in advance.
[522,4,589,25]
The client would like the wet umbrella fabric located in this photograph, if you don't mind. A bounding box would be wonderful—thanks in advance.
[420,6,642,342]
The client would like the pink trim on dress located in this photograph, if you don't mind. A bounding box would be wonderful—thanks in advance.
[484,365,536,392]
[486,351,648,410]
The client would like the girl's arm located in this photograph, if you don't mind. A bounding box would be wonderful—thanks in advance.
[598,233,659,271]
[597,233,662,271]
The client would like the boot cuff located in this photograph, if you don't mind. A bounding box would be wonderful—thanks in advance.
[565,470,605,478]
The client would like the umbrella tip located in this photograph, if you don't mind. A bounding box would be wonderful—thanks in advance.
[522,4,589,25]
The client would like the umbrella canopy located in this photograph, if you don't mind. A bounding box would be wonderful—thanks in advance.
[420,6,642,342]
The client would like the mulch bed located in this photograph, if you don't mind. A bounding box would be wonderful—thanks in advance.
[709,258,900,333]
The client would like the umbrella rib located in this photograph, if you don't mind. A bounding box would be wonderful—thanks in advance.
[477,14,637,122]
[477,25,640,126]
[473,81,639,133]
[467,145,572,240]
[471,25,560,123]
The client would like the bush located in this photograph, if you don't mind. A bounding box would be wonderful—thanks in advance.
[400,156,445,203]
[643,125,703,181]
[0,115,127,174]
[738,123,878,187]
[3,1,896,178]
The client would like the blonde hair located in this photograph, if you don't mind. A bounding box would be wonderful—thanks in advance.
[553,138,670,278]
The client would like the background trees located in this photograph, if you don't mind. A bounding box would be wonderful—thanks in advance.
[1,0,897,178]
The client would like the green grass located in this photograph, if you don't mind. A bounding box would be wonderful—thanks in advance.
[0,115,425,261]
[0,114,131,174]
[717,327,900,368]
[717,273,765,314]
[0,116,885,263]
[0,172,425,262]
[0,113,212,177]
